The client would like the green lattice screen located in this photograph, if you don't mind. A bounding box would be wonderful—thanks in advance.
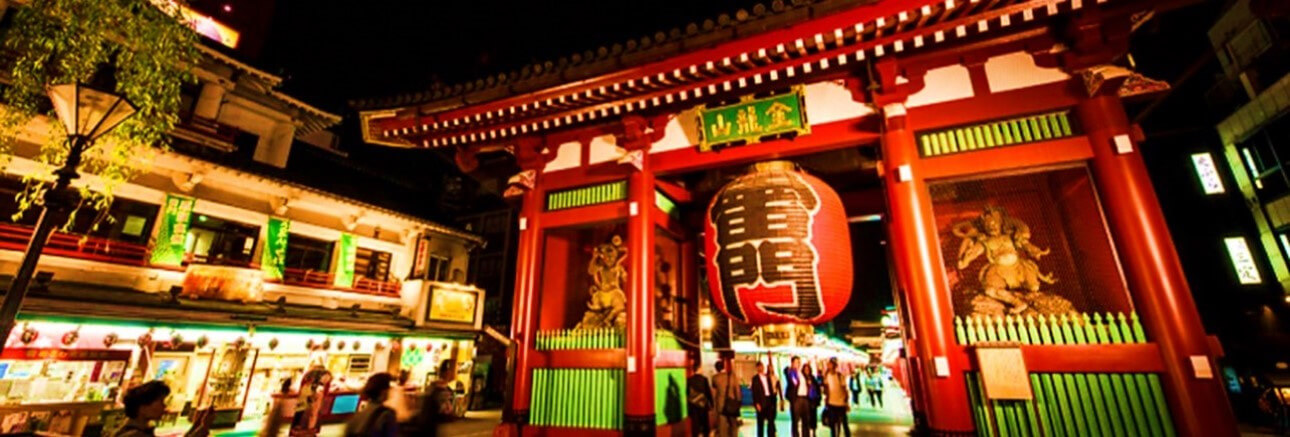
[918,110,1077,157]
[535,328,624,350]
[547,180,627,211]
[530,368,624,429]
[956,313,1176,437]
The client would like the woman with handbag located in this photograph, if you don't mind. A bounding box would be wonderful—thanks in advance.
[711,360,742,437]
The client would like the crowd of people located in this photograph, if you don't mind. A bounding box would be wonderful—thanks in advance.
[111,360,461,437]
[687,356,889,437]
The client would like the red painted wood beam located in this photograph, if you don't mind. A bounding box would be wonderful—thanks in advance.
[655,179,692,204]
[906,81,1082,132]
[918,136,1093,179]
[541,202,630,229]
[656,350,688,368]
[651,118,881,176]
[959,344,1167,373]
[529,349,628,369]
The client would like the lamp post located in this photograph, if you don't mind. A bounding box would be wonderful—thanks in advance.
[0,83,136,348]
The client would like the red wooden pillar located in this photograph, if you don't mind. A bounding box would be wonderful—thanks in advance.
[879,101,975,434]
[508,150,545,426]
[625,147,658,435]
[1078,94,1239,436]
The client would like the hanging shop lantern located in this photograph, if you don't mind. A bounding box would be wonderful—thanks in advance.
[704,161,853,326]
[337,340,346,351]
[137,329,153,348]
[305,339,315,350]
[196,335,209,349]
[103,333,118,348]
[268,337,279,350]
[61,328,79,346]
[169,331,184,347]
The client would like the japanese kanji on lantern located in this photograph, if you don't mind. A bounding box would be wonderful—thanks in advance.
[705,161,853,326]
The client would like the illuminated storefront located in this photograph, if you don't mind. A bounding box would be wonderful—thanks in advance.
[0,315,480,433]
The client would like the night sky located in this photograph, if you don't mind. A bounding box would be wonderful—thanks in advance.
[260,0,772,111]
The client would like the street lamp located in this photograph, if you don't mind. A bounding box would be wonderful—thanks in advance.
[0,84,136,347]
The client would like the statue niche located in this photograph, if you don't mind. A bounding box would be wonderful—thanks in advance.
[575,235,628,330]
[953,206,1076,316]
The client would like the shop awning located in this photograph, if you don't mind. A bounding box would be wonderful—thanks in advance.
[2,278,479,339]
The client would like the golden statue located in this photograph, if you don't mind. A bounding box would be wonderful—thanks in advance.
[576,235,628,330]
[953,206,1075,316]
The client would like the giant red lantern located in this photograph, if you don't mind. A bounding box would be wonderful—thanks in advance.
[705,161,853,326]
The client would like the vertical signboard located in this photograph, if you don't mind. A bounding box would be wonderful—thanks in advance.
[333,233,358,287]
[261,217,290,280]
[411,235,431,280]
[149,194,196,266]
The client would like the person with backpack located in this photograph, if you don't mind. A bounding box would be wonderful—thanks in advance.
[406,360,457,436]
[344,373,398,437]
[687,361,714,437]
[711,359,741,437]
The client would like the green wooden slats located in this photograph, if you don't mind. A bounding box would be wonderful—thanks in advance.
[918,110,1078,157]
[535,328,624,350]
[655,190,680,219]
[530,368,624,429]
[656,329,684,350]
[957,312,1176,437]
[546,180,628,211]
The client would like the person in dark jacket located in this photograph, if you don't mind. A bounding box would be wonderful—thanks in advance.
[344,373,398,437]
[783,356,803,437]
[751,361,780,437]
[405,360,457,436]
[115,381,211,437]
[687,361,714,437]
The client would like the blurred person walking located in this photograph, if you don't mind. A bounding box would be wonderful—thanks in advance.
[821,359,850,437]
[711,360,741,437]
[344,373,398,437]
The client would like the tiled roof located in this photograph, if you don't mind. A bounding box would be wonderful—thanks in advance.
[349,0,877,113]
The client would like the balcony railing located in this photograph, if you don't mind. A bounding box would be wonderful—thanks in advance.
[280,267,401,298]
[0,222,402,299]
[0,223,149,266]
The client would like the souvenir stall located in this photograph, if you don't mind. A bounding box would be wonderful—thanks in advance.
[360,0,1237,435]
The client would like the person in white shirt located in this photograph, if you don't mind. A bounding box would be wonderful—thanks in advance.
[821,358,850,437]
[750,361,779,437]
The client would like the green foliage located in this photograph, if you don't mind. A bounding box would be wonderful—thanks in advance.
[0,0,199,228]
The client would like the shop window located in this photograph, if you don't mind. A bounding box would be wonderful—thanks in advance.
[0,176,158,244]
[1223,20,1274,74]
[355,247,392,282]
[185,214,259,265]
[427,254,452,281]
[1239,115,1290,198]
[928,166,1133,317]
[284,234,333,273]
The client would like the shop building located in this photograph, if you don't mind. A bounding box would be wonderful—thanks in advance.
[0,10,487,435]
[359,0,1239,435]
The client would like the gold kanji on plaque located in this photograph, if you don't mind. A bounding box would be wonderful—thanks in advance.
[765,102,795,130]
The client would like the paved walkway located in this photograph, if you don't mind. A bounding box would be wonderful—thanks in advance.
[730,387,914,437]
[172,390,910,437]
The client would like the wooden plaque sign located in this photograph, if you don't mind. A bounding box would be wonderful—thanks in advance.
[697,86,809,152]
[975,343,1033,400]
